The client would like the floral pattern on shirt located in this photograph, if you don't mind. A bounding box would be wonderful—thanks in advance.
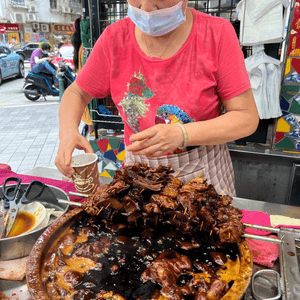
[155,105,195,125]
[119,68,155,133]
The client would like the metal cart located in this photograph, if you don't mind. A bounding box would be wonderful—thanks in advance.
[90,95,124,139]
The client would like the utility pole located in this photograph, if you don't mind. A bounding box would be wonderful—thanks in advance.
[88,0,101,47]
[82,0,89,18]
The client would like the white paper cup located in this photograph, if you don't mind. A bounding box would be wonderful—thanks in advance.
[71,153,100,194]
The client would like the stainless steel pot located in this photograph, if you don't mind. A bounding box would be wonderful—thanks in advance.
[0,183,69,261]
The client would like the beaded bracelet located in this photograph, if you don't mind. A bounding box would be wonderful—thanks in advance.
[175,122,188,150]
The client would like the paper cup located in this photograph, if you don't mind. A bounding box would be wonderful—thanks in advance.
[71,153,100,194]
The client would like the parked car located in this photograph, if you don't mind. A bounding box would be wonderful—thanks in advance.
[0,44,25,85]
[52,45,74,69]
[11,42,40,61]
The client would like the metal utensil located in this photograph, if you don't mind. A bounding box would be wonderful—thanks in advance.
[0,199,6,239]
[243,223,281,234]
[252,270,282,300]
[0,183,70,260]
[68,191,89,198]
[4,190,21,238]
[58,199,82,207]
[2,177,22,238]
[3,178,45,238]
[243,223,283,244]
[242,233,282,244]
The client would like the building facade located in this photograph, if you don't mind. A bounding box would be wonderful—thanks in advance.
[0,0,82,46]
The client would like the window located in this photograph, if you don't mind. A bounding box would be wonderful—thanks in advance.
[12,43,26,50]
[29,44,39,49]
[3,47,11,55]
[50,0,57,9]
[0,47,11,55]
[11,0,25,7]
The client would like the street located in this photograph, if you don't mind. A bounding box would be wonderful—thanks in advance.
[0,62,59,107]
[0,62,82,175]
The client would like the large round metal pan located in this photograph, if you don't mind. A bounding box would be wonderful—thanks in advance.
[26,208,253,300]
[0,183,69,261]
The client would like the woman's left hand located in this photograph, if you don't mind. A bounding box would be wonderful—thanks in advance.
[127,124,184,158]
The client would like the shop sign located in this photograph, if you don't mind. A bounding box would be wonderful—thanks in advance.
[0,23,19,32]
[8,32,19,45]
[52,24,74,33]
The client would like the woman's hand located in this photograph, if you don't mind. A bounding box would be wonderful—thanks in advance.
[55,82,95,177]
[55,131,94,177]
[127,124,184,158]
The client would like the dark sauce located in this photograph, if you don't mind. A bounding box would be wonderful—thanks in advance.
[7,211,35,238]
[177,274,194,287]
[69,211,239,300]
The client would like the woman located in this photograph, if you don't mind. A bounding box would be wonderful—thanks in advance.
[55,0,259,196]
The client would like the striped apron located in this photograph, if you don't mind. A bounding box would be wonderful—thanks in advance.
[125,144,236,197]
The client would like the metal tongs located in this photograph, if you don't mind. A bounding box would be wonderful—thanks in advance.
[243,223,282,244]
[57,191,89,207]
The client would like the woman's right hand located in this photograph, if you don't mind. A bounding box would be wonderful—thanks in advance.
[55,81,95,177]
[55,131,94,177]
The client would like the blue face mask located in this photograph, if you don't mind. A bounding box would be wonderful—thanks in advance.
[43,51,49,55]
[127,0,186,37]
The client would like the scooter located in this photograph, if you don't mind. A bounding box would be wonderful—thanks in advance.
[23,60,75,101]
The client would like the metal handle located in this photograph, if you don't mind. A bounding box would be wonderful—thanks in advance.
[243,223,281,234]
[58,199,82,207]
[68,191,89,198]
[243,233,282,244]
[252,270,282,300]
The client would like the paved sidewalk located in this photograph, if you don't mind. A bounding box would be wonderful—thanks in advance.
[0,102,83,175]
